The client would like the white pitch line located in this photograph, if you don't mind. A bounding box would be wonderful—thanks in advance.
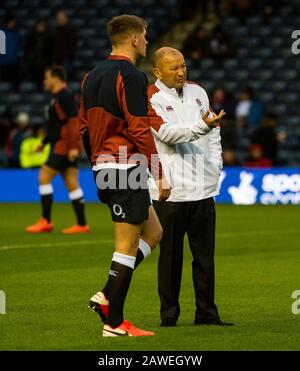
[217,230,300,238]
[0,239,114,251]
[0,230,299,252]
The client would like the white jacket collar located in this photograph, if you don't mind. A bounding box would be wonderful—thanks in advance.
[155,79,187,98]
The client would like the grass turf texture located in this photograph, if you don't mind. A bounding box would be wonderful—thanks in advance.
[0,203,300,350]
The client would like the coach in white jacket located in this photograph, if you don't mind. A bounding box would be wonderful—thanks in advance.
[148,47,231,326]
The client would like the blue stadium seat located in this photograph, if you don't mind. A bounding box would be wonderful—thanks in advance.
[246,16,261,26]
[200,59,216,69]
[187,70,203,81]
[0,83,11,94]
[6,94,22,104]
[273,104,288,115]
[223,59,239,70]
[30,116,44,125]
[19,82,36,93]
[259,92,274,103]
[245,58,262,69]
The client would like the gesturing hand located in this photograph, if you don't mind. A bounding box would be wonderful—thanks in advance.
[203,110,226,128]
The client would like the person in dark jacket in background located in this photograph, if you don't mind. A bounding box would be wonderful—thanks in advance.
[0,14,21,85]
[24,19,53,86]
[52,11,77,78]
[251,114,279,166]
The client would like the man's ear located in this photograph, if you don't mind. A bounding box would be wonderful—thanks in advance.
[153,67,161,79]
[131,34,138,47]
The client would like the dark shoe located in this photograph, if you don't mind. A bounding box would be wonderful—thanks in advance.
[194,318,234,326]
[160,319,177,327]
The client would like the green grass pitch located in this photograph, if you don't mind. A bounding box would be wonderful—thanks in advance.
[1,203,300,350]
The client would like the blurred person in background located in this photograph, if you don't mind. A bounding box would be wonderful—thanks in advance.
[52,10,77,79]
[211,86,237,150]
[182,26,210,62]
[0,109,14,167]
[24,18,53,86]
[229,0,257,21]
[200,0,221,20]
[260,0,280,19]
[222,147,241,167]
[6,112,31,168]
[244,143,272,168]
[251,114,279,166]
[178,0,200,21]
[26,65,89,234]
[19,125,50,169]
[209,26,235,60]
[0,14,21,86]
[211,85,235,118]
[235,86,263,134]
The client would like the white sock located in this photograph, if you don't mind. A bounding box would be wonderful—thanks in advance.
[39,184,53,195]
[138,239,152,259]
[112,252,136,269]
[68,188,84,201]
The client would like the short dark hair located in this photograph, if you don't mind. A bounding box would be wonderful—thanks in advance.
[45,65,67,82]
[107,14,147,46]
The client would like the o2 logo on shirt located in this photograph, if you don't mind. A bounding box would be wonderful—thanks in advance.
[113,204,126,219]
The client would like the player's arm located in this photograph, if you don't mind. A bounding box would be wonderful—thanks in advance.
[148,97,213,145]
[118,71,170,200]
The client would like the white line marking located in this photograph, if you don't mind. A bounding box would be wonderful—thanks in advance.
[0,230,299,252]
[0,239,114,251]
[217,230,300,238]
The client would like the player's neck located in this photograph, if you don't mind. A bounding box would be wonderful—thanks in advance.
[51,82,67,94]
[111,47,137,65]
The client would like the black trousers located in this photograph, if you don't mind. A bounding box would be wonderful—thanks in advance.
[153,197,220,323]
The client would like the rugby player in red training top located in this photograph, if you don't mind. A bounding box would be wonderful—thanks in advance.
[79,15,170,337]
[26,66,89,234]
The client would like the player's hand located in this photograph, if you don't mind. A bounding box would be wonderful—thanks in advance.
[203,110,226,128]
[68,148,79,162]
[35,144,44,153]
[156,176,171,201]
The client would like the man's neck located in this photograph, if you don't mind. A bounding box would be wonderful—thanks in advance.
[111,47,137,64]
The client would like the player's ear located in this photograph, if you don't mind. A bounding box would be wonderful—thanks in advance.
[131,34,138,47]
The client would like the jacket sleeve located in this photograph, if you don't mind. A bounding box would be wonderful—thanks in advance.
[117,71,163,180]
[207,127,223,169]
[148,96,211,145]
[203,91,223,169]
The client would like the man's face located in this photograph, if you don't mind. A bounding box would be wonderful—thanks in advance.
[56,11,68,27]
[7,19,16,30]
[43,70,56,92]
[133,28,148,58]
[153,53,187,91]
